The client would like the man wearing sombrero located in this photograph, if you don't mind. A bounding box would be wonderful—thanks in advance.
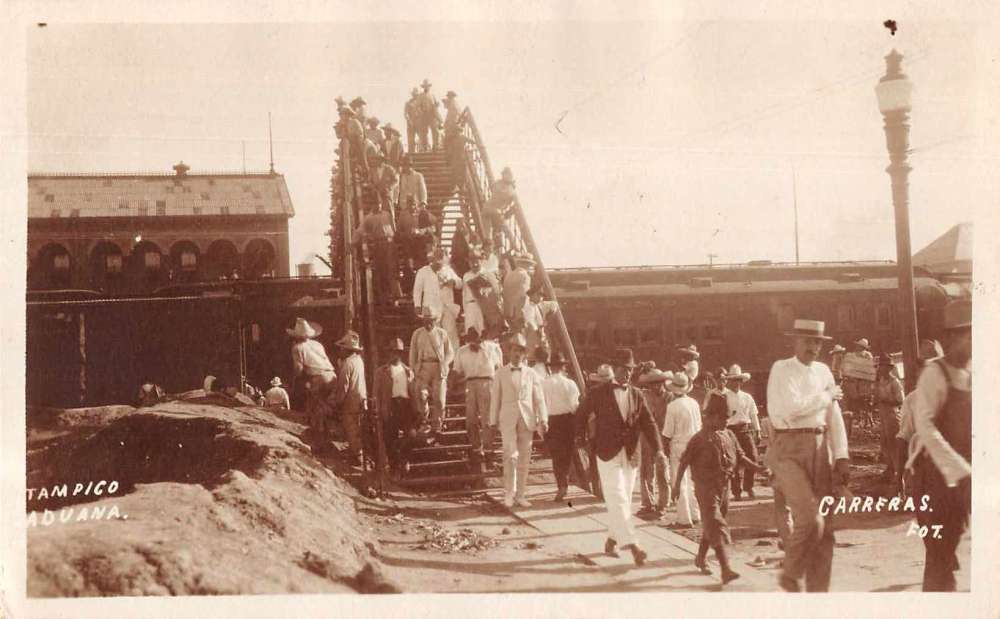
[383,123,404,168]
[489,333,548,508]
[288,317,337,447]
[409,306,454,435]
[636,367,673,517]
[575,349,666,566]
[264,376,290,411]
[416,78,442,151]
[338,106,366,174]
[413,247,462,352]
[662,371,702,528]
[766,319,850,592]
[404,87,421,153]
[721,364,761,500]
[332,330,367,466]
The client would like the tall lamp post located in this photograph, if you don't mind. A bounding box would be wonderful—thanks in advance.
[875,49,920,392]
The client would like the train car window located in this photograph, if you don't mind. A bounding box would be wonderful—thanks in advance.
[614,328,637,347]
[639,326,660,345]
[702,320,723,343]
[837,304,856,330]
[777,304,795,331]
[876,303,892,329]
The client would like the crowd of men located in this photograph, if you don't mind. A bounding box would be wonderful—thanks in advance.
[299,85,973,592]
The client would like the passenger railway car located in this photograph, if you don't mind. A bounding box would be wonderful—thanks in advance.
[548,260,955,404]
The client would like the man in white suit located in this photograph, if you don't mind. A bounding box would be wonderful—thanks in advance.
[490,333,548,508]
[412,248,462,352]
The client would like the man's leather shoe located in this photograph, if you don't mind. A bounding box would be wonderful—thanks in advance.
[694,557,712,575]
[604,538,619,557]
[554,488,567,502]
[626,544,647,567]
[779,575,800,592]
[722,569,741,585]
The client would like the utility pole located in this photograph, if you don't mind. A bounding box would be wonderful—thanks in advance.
[792,167,800,265]
[241,140,246,174]
[268,112,275,174]
[707,253,718,267]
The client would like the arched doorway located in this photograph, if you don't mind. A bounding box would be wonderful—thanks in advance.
[169,240,201,283]
[127,240,166,291]
[89,241,125,293]
[242,239,276,279]
[33,243,73,290]
[204,239,240,281]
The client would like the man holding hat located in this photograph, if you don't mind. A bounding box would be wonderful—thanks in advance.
[404,87,422,153]
[410,306,454,435]
[542,351,582,502]
[288,318,337,447]
[575,349,666,565]
[766,319,849,592]
[373,338,417,473]
[662,371,703,528]
[636,368,673,517]
[331,331,367,465]
[412,248,462,351]
[722,364,761,500]
[905,299,971,591]
[265,376,290,410]
[490,332,548,508]
[452,327,503,464]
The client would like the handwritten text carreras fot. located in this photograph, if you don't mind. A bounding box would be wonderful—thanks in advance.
[26,480,128,527]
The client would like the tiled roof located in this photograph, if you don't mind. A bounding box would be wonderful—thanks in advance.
[27,169,295,219]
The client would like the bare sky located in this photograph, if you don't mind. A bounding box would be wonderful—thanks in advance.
[26,19,989,270]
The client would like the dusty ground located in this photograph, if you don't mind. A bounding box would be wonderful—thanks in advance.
[26,399,970,596]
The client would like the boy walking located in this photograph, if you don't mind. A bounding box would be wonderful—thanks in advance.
[674,393,764,585]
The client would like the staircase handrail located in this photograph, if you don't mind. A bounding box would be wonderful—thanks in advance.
[456,108,586,391]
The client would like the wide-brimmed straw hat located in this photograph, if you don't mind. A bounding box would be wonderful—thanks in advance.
[785,319,832,340]
[387,337,405,352]
[676,344,700,360]
[445,90,457,99]
[637,368,673,385]
[335,330,364,352]
[410,87,420,96]
[270,376,283,387]
[722,364,751,382]
[830,344,847,354]
[286,317,323,338]
[350,96,367,107]
[666,372,693,395]
[419,306,439,321]
[943,299,971,330]
[508,332,528,351]
[421,78,432,88]
[383,123,399,135]
[854,337,871,350]
[589,364,614,383]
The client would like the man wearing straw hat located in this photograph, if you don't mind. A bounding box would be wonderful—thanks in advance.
[766,318,849,592]
[452,327,502,465]
[542,351,582,502]
[410,306,454,435]
[383,123,404,169]
[287,318,337,447]
[489,332,548,508]
[636,367,673,517]
[722,364,761,501]
[332,330,367,466]
[662,371,702,528]
[413,247,462,352]
[905,299,971,591]
[373,337,417,473]
[575,349,666,566]
[264,376,290,411]
[403,87,422,153]
[416,78,442,151]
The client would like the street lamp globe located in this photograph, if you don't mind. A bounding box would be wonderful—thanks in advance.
[875,49,913,114]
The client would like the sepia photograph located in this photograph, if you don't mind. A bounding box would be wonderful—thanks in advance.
[2,2,997,617]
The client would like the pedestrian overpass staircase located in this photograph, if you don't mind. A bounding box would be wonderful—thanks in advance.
[330,106,585,490]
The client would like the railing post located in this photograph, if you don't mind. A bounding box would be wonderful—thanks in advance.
[510,201,586,390]
[340,138,355,333]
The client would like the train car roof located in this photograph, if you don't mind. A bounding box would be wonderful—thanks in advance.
[553,275,944,300]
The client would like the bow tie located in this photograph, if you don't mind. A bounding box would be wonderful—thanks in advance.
[611,383,628,391]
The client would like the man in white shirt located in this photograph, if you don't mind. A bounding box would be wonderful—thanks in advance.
[397,156,427,208]
[522,287,559,355]
[662,372,702,527]
[265,376,290,410]
[412,249,462,352]
[461,250,498,337]
[722,364,761,500]
[906,300,971,592]
[542,352,581,502]
[765,319,849,593]
[287,318,337,448]
[452,328,502,464]
[489,333,548,508]
[373,338,416,473]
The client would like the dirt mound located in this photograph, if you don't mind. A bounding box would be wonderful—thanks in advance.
[26,400,401,596]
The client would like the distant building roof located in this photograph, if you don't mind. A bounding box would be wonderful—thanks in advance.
[913,222,972,275]
[27,162,295,219]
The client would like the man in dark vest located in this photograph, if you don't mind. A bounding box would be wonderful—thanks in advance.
[575,348,667,566]
[906,299,971,591]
